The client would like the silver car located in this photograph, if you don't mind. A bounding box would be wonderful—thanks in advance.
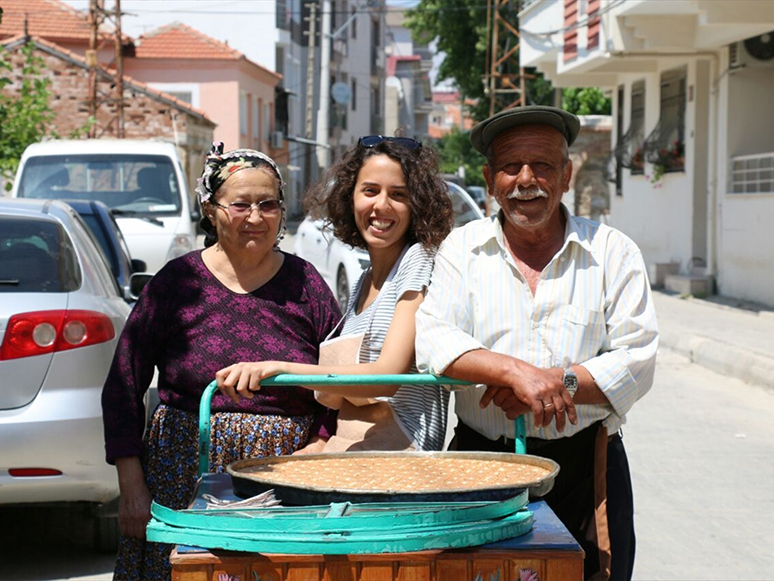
[295,181,485,312]
[0,198,131,551]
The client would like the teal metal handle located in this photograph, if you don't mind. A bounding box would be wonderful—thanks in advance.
[197,375,527,476]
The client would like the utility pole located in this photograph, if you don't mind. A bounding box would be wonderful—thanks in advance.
[304,3,318,141]
[316,0,332,170]
[484,0,531,115]
[303,2,318,187]
[87,0,126,138]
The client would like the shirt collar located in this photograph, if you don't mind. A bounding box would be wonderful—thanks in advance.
[473,204,595,257]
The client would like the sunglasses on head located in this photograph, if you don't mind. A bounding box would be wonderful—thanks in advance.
[357,135,422,150]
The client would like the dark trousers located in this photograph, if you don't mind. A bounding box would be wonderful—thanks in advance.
[453,421,635,581]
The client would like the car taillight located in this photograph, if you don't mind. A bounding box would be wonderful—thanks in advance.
[0,310,115,361]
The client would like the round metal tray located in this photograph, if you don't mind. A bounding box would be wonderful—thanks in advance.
[227,451,559,505]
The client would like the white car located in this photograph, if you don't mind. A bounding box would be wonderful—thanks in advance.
[295,181,485,312]
[12,139,199,274]
[0,198,134,551]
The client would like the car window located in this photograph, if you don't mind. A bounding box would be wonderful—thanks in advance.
[79,213,118,277]
[446,182,483,227]
[0,217,81,293]
[17,154,181,215]
[69,212,122,296]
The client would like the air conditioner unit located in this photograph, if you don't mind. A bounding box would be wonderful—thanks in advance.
[730,31,774,69]
[270,131,284,149]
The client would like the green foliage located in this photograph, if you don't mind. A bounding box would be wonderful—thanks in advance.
[405,0,489,121]
[561,87,611,115]
[432,127,486,187]
[0,42,57,188]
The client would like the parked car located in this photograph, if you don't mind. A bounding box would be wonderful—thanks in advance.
[295,181,485,312]
[64,199,148,301]
[0,198,131,551]
[465,185,488,212]
[12,139,199,274]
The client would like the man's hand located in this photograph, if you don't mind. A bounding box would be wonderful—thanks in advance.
[479,365,578,432]
[293,436,327,455]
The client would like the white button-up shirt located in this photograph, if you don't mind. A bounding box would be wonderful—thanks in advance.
[415,208,658,441]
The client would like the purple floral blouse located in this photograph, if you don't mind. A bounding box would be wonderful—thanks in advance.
[102,250,342,464]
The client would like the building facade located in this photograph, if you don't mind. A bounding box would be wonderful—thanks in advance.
[520,0,774,307]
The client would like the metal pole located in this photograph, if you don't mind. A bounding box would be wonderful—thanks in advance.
[114,0,124,138]
[316,0,332,170]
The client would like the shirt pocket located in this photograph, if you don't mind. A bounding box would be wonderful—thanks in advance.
[552,305,607,362]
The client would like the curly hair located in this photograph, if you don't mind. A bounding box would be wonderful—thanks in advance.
[304,139,454,251]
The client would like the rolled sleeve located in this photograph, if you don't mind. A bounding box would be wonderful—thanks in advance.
[583,244,659,419]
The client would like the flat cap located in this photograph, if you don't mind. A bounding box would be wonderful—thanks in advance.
[470,105,581,155]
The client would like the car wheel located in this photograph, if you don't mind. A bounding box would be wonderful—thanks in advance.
[336,266,350,313]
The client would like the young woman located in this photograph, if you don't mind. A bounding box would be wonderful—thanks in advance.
[216,135,455,452]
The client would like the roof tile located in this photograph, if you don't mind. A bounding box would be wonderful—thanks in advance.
[0,0,115,42]
[134,22,243,60]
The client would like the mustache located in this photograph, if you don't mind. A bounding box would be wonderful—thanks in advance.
[506,187,549,200]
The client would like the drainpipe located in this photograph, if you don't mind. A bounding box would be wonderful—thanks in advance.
[707,52,721,282]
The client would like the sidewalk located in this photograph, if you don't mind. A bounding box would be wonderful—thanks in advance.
[653,289,774,390]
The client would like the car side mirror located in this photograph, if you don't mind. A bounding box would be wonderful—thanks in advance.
[131,258,147,273]
[190,207,201,222]
[129,272,154,300]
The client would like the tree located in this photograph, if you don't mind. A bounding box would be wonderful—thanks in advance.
[561,87,611,115]
[0,41,57,188]
[405,0,554,122]
[433,127,486,187]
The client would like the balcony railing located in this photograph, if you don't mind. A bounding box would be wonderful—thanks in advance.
[730,152,774,194]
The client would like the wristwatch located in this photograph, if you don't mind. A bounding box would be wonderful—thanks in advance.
[563,368,578,398]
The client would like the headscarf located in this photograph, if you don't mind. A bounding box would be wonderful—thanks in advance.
[196,142,287,246]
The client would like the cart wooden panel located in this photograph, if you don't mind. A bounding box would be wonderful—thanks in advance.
[169,475,583,581]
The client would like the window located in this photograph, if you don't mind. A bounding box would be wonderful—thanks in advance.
[606,85,625,196]
[351,79,357,111]
[276,0,289,30]
[264,102,271,142]
[642,68,686,175]
[629,81,646,175]
[253,98,260,141]
[239,93,248,136]
[351,8,357,39]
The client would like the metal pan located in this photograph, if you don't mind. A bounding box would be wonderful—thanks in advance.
[227,451,559,505]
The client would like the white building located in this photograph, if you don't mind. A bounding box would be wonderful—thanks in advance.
[520,0,774,307]
[383,10,433,141]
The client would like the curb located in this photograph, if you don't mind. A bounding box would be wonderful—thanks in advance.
[659,327,774,390]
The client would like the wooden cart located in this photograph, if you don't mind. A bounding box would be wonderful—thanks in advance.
[160,377,584,580]
[169,473,583,581]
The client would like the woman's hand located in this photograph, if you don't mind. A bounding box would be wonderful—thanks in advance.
[293,436,327,455]
[215,361,287,403]
[115,457,152,539]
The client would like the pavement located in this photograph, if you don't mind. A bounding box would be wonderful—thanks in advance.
[652,289,774,391]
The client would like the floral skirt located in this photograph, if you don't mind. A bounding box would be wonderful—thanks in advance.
[113,404,313,581]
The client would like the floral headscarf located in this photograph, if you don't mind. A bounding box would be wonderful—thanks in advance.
[196,142,287,246]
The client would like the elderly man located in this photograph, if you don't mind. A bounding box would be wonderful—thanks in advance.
[416,105,658,581]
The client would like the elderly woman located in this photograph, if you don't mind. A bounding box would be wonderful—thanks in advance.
[101,143,341,580]
[216,135,455,452]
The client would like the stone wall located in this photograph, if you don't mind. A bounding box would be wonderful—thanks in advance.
[566,115,612,221]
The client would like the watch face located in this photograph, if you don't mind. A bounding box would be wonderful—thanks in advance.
[564,370,578,394]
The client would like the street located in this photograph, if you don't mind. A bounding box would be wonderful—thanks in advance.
[2,346,773,580]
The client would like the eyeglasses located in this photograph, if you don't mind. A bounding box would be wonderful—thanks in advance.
[357,135,422,150]
[212,199,282,218]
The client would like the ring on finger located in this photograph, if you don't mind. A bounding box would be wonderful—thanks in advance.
[543,401,554,408]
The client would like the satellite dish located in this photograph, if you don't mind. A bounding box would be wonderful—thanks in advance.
[744,31,774,61]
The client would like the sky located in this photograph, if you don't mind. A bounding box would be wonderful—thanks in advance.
[62,1,428,77]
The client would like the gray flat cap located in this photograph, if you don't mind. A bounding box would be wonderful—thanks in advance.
[470,105,581,155]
